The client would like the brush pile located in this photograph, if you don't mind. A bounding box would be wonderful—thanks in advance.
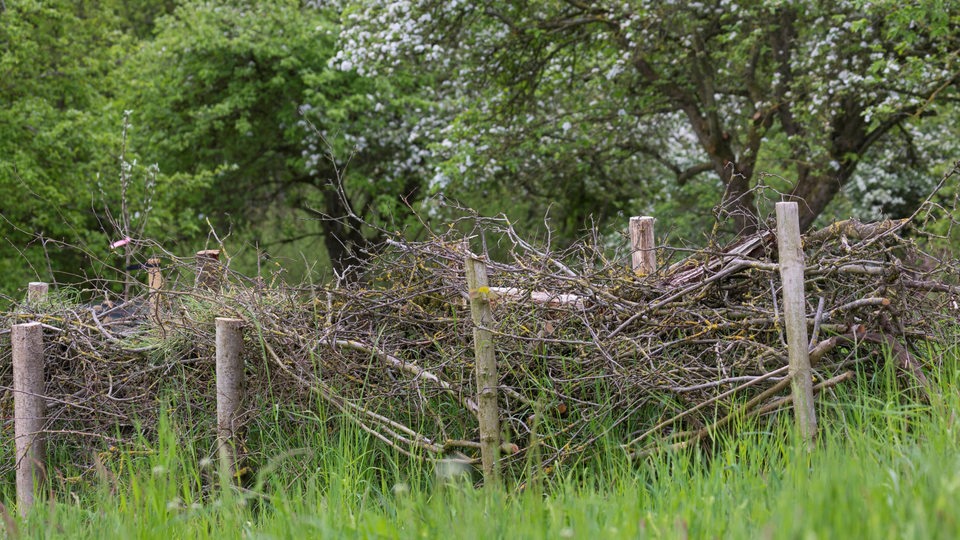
[2,192,960,476]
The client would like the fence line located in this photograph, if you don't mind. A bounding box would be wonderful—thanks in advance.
[6,211,830,504]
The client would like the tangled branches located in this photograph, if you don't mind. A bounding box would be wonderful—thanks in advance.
[2,188,960,478]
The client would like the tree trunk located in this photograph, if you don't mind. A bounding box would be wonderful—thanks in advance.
[790,96,866,230]
[788,173,846,231]
[320,190,372,278]
[678,101,760,236]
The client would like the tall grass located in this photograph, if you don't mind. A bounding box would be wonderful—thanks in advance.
[5,353,960,539]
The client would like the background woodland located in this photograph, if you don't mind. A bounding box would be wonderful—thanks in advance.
[2,0,958,298]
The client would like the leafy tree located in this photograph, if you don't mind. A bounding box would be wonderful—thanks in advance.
[0,1,214,299]
[0,0,130,296]
[123,0,433,276]
[107,0,177,39]
[339,0,960,237]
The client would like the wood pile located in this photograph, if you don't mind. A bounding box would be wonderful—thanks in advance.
[1,198,959,477]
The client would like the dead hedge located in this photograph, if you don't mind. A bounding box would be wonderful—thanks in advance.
[3,186,960,479]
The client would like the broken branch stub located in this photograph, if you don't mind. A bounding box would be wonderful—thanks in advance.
[197,250,223,290]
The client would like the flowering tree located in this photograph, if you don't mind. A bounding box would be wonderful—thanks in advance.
[339,0,959,235]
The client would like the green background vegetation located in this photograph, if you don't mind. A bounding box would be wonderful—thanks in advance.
[2,0,958,298]
[2,2,960,536]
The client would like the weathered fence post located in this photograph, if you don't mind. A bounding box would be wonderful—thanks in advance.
[146,258,163,319]
[26,282,49,307]
[12,322,45,517]
[630,216,657,275]
[215,317,245,479]
[776,202,817,448]
[196,250,223,290]
[464,251,500,485]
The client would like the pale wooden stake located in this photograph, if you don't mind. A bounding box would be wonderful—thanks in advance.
[12,322,45,517]
[630,216,657,275]
[146,258,163,319]
[215,317,244,478]
[196,250,223,290]
[26,282,48,306]
[465,252,500,484]
[776,202,817,448]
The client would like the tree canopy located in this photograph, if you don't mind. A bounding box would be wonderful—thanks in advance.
[1,0,958,297]
[339,0,960,234]
[124,0,434,274]
[0,1,131,289]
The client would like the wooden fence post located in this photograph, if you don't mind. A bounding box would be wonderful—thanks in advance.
[27,282,48,307]
[776,202,817,448]
[464,252,500,485]
[215,317,244,479]
[12,322,45,517]
[146,258,163,319]
[630,216,657,275]
[196,250,223,290]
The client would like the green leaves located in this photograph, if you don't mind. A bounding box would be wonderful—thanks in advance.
[340,0,959,237]
[0,1,136,294]
[116,0,436,274]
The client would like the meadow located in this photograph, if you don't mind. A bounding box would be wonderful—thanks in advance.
[2,347,957,540]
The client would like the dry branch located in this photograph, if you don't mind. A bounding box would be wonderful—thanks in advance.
[1,197,958,477]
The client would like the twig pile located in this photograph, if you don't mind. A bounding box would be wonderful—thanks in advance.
[2,195,960,476]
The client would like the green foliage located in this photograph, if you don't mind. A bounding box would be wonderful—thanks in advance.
[122,0,432,276]
[1,0,438,294]
[2,0,959,293]
[341,0,960,240]
[0,1,129,295]
[0,1,214,300]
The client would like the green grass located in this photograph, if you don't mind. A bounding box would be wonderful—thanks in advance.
[4,359,960,539]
